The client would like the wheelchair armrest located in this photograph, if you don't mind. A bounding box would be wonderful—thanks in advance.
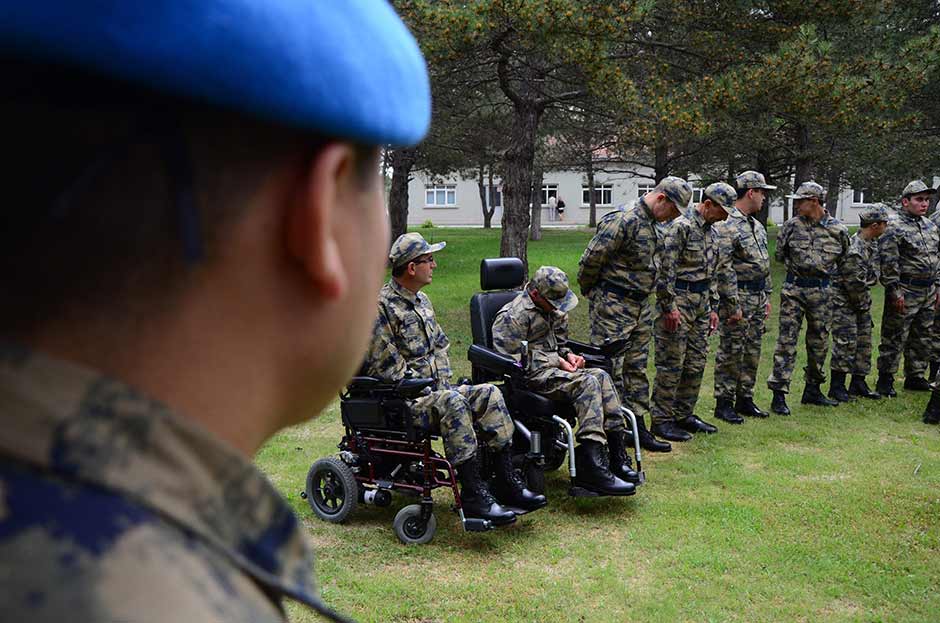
[346,376,385,390]
[395,377,436,398]
[568,338,628,358]
[468,344,523,380]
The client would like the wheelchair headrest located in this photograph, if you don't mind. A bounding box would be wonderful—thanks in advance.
[480,257,525,291]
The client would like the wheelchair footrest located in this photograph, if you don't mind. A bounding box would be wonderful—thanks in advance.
[462,518,493,532]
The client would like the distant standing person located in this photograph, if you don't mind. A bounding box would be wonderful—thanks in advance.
[557,197,566,221]
[548,195,558,222]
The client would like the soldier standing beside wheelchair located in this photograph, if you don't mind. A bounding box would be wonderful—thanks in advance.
[577,177,693,454]
[364,233,547,526]
[491,266,636,496]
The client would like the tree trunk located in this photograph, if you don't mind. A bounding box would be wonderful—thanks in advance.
[388,147,418,243]
[484,166,495,229]
[755,151,771,227]
[477,163,488,228]
[500,101,542,273]
[826,165,842,219]
[654,142,669,183]
[586,158,597,228]
[789,124,813,222]
[529,164,543,242]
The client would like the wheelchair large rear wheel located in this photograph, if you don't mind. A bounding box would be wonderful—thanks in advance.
[392,504,436,545]
[306,457,358,523]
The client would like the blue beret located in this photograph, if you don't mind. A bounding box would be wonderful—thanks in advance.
[0,1,431,146]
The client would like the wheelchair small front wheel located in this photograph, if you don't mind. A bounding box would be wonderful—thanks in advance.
[392,504,436,545]
[306,457,358,523]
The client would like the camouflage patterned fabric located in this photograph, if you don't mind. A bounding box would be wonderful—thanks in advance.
[736,170,777,191]
[930,209,940,367]
[830,233,878,375]
[876,207,940,379]
[767,211,850,392]
[491,289,623,444]
[0,346,319,621]
[388,232,446,268]
[713,207,773,401]
[364,279,513,465]
[651,205,729,424]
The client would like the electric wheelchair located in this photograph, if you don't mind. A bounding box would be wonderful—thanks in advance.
[467,257,645,495]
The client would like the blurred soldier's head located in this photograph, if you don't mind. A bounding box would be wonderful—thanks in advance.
[389,233,447,292]
[900,180,936,217]
[528,266,578,314]
[645,176,692,223]
[0,3,430,450]
[734,170,777,216]
[859,204,889,239]
[700,182,736,224]
[788,181,827,222]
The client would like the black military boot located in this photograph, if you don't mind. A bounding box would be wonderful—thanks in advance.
[771,390,790,415]
[930,361,940,382]
[626,414,672,453]
[714,397,744,424]
[677,415,718,434]
[607,431,641,484]
[456,456,517,526]
[923,391,940,424]
[735,396,769,419]
[802,383,839,406]
[572,441,636,496]
[651,420,693,442]
[876,373,896,398]
[490,446,548,512]
[904,375,932,391]
[848,375,880,399]
[828,371,851,403]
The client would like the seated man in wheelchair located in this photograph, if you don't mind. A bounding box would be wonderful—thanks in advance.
[491,266,637,496]
[363,233,547,525]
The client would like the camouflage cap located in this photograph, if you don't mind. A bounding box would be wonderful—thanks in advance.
[388,233,446,268]
[703,182,737,213]
[859,203,889,225]
[901,180,937,198]
[735,170,777,191]
[654,176,693,209]
[530,266,578,313]
[786,181,825,201]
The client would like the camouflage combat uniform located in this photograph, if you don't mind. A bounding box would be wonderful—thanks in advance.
[767,213,850,392]
[578,197,660,421]
[364,279,513,466]
[830,233,879,375]
[651,205,732,424]
[713,208,773,402]
[927,208,940,370]
[876,209,940,379]
[0,346,321,622]
[491,291,624,444]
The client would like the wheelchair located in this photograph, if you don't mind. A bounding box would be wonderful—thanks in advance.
[302,375,495,545]
[467,257,645,496]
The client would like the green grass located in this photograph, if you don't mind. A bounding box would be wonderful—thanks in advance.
[257,226,940,623]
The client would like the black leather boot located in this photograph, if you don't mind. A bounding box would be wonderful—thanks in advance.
[677,415,718,434]
[930,361,940,382]
[626,414,672,453]
[606,431,641,484]
[490,446,547,512]
[651,420,693,442]
[876,373,896,398]
[572,441,635,496]
[715,397,744,424]
[923,391,940,425]
[771,389,790,415]
[828,371,851,402]
[735,396,768,419]
[848,375,879,399]
[456,456,516,526]
[802,383,839,406]
[904,375,932,391]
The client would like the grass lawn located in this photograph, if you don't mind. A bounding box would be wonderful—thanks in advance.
[257,226,940,623]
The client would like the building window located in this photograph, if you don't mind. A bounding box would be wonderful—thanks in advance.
[691,188,704,204]
[582,184,614,206]
[486,186,502,208]
[852,189,872,205]
[637,184,654,197]
[540,184,558,206]
[425,185,456,207]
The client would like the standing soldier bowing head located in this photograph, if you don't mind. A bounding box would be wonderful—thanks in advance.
[491,266,636,497]
[713,171,776,424]
[365,233,547,526]
[875,180,940,397]
[828,204,889,402]
[767,181,850,415]
[650,182,735,442]
[577,176,693,453]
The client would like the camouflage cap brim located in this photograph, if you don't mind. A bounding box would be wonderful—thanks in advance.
[544,288,579,313]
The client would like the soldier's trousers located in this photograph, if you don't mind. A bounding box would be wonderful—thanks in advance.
[526,367,625,444]
[588,289,652,422]
[767,284,831,393]
[651,292,710,424]
[877,283,937,379]
[931,305,940,365]
[829,288,873,376]
[714,289,768,401]
[410,383,513,466]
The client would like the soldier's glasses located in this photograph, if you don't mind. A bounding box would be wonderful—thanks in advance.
[412,256,434,265]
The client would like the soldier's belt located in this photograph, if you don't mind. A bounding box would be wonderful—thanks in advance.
[785,273,830,288]
[899,276,935,288]
[600,281,649,301]
[675,279,710,293]
[736,278,767,291]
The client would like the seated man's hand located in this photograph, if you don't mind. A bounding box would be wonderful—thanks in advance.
[559,357,578,372]
[566,353,586,369]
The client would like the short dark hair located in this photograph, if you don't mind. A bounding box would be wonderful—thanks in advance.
[391,263,408,278]
[0,58,378,337]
